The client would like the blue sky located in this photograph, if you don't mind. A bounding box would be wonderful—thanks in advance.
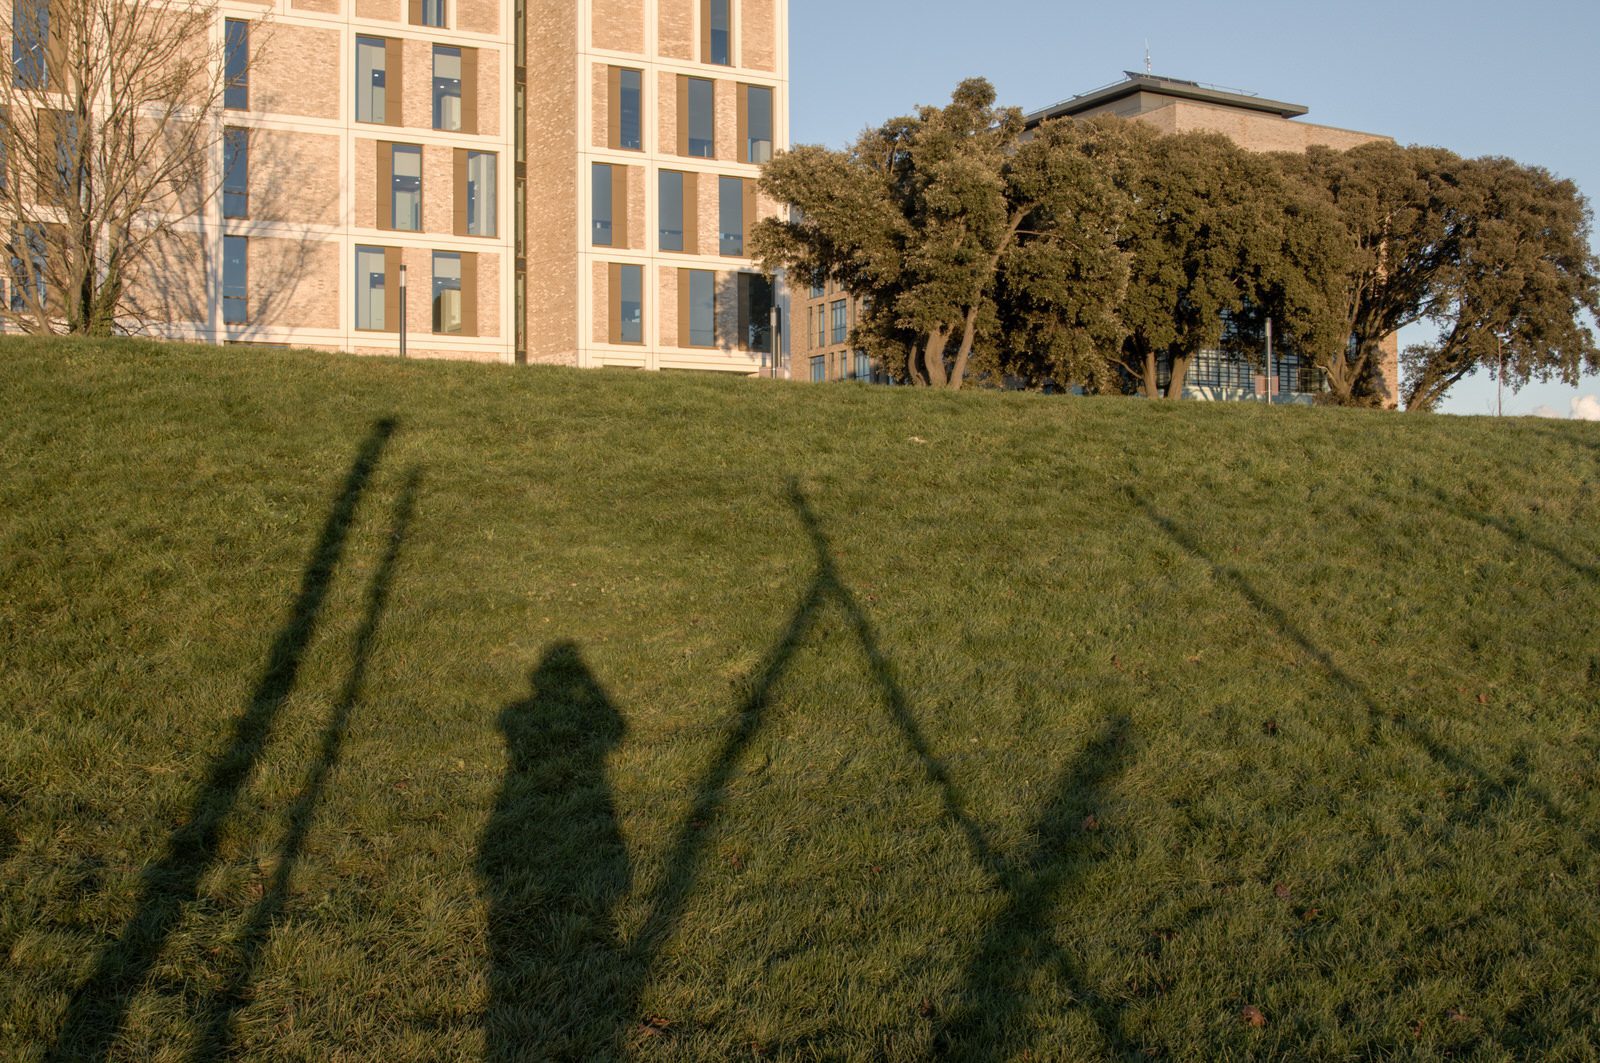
[788,0,1600,416]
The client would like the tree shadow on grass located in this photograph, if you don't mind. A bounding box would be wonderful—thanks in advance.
[185,467,423,1061]
[47,418,399,1063]
[1131,489,1591,846]
[477,481,1139,1057]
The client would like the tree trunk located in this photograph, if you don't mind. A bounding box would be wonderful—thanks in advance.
[1141,345,1160,399]
[947,307,981,390]
[1165,350,1189,400]
[922,329,950,389]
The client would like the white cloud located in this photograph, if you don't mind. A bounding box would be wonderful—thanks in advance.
[1532,405,1565,419]
[1573,395,1600,422]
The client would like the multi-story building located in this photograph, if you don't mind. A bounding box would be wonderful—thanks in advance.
[125,0,787,371]
[792,71,1400,404]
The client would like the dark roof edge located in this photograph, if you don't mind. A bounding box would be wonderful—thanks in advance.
[1024,73,1311,127]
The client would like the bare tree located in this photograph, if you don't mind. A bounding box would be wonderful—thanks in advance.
[0,0,249,335]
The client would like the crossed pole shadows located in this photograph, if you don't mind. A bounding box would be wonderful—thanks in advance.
[48,418,401,1062]
[480,480,1138,1057]
[1130,488,1591,847]
[186,467,423,1061]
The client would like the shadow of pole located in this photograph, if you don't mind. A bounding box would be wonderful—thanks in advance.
[185,467,423,1061]
[47,418,399,1063]
[626,481,1132,1051]
[1130,489,1589,844]
[1410,481,1599,584]
[935,716,1136,1061]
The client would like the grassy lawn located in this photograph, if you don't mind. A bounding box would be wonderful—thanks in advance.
[2,336,1598,1061]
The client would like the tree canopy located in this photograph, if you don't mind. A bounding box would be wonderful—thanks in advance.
[756,79,1598,409]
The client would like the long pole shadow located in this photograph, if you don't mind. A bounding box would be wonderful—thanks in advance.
[625,481,1006,995]
[936,716,1136,1061]
[625,482,1140,1054]
[186,468,423,1061]
[1130,489,1591,846]
[1410,481,1599,584]
[48,418,398,1063]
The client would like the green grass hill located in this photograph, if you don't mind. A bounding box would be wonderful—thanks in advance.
[3,337,1598,1060]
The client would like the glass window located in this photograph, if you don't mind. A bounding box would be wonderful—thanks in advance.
[223,235,247,324]
[433,46,462,131]
[618,264,642,344]
[687,78,714,158]
[222,128,248,219]
[432,251,461,334]
[421,0,445,27]
[618,69,642,150]
[810,356,825,383]
[855,352,871,381]
[830,299,846,344]
[13,0,48,89]
[718,176,743,256]
[744,273,773,353]
[809,279,824,299]
[224,20,248,109]
[467,151,496,236]
[708,0,730,65]
[746,85,773,163]
[592,163,612,246]
[659,170,684,252]
[814,302,825,346]
[356,246,386,330]
[356,37,386,124]
[392,145,421,231]
[688,269,714,347]
[8,225,45,311]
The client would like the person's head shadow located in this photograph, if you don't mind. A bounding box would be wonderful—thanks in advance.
[479,642,635,1061]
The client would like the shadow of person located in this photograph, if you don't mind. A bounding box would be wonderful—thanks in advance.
[480,643,634,1061]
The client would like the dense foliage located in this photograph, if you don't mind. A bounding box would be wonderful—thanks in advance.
[756,80,1600,408]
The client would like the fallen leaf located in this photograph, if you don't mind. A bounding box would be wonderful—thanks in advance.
[1263,719,1279,736]
[639,1016,672,1038]
[909,436,929,445]
[1081,814,1101,832]
[1300,907,1322,922]
[1274,883,1291,900]
[1447,1008,1469,1023]
[728,853,745,871]
[1112,654,1123,672]
[1476,693,1489,705]
[918,998,934,1018]
[1241,1005,1268,1028]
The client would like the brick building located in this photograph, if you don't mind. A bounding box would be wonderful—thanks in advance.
[120,0,787,370]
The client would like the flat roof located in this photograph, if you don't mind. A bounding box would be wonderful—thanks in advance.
[1025,72,1311,127]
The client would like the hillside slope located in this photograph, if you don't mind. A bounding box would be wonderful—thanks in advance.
[2,337,1598,1060]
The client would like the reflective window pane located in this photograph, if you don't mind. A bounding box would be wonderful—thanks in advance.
[688,78,714,158]
[618,69,642,150]
[356,246,386,330]
[223,235,247,324]
[392,146,421,231]
[433,46,461,131]
[356,37,386,124]
[747,85,773,163]
[659,170,684,251]
[432,251,461,334]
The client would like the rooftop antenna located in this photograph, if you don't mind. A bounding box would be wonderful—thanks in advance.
[1144,40,1152,75]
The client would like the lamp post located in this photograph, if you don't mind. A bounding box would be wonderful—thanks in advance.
[1497,332,1504,418]
[398,264,408,359]
[1264,317,1274,405]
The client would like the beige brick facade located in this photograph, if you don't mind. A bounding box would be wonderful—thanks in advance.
[134,0,519,360]
[548,0,790,373]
